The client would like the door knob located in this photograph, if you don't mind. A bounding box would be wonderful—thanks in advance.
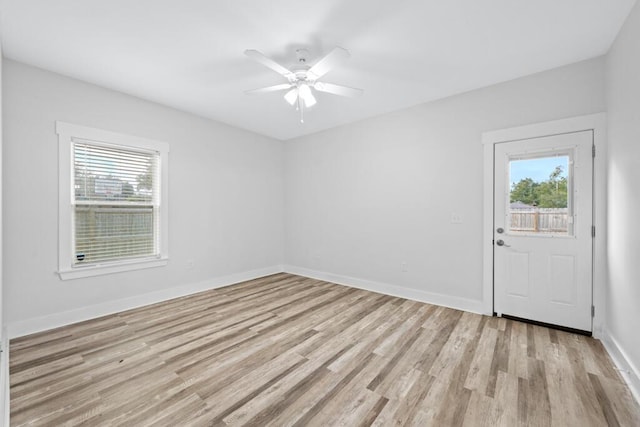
[496,239,510,247]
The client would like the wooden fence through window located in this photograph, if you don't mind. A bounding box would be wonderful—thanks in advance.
[510,208,569,233]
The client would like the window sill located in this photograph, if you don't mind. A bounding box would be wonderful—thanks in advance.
[58,257,169,280]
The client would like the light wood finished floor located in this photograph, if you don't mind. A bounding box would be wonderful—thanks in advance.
[10,273,640,426]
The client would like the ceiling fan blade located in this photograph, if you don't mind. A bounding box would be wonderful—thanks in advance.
[307,47,350,80]
[314,82,363,98]
[244,84,293,95]
[245,49,294,78]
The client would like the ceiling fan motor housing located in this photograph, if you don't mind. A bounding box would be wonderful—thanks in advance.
[292,70,312,84]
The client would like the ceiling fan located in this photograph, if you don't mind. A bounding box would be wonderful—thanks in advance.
[244,47,363,123]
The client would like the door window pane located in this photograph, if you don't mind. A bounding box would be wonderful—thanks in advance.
[508,153,572,236]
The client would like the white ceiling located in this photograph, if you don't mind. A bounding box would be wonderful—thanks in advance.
[1,1,636,140]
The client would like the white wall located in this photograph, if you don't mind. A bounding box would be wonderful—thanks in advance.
[2,60,284,331]
[0,30,7,427]
[605,0,640,397]
[0,27,4,338]
[284,57,606,311]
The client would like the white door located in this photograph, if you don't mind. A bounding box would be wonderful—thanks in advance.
[494,131,593,332]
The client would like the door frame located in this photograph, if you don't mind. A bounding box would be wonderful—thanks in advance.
[481,113,607,337]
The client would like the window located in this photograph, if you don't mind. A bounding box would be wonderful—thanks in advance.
[57,122,169,280]
[507,150,574,236]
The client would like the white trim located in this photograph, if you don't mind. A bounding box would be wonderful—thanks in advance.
[481,113,606,145]
[282,265,485,314]
[600,330,640,406]
[56,121,170,280]
[10,263,486,339]
[58,257,169,280]
[8,265,284,338]
[56,122,169,153]
[0,329,8,427]
[482,141,495,315]
[481,113,607,334]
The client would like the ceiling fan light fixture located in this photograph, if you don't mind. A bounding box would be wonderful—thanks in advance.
[298,84,316,107]
[284,88,298,105]
[304,92,317,108]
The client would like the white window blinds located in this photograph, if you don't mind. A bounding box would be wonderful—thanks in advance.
[72,139,160,265]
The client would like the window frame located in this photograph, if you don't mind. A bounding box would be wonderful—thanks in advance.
[57,122,169,280]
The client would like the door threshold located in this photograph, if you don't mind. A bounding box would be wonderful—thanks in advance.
[498,314,592,337]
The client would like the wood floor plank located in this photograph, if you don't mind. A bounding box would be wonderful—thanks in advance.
[204,357,308,425]
[302,354,390,426]
[593,373,640,426]
[545,344,606,426]
[358,395,389,427]
[220,349,344,425]
[508,319,529,379]
[9,273,640,426]
[486,319,512,397]
[589,373,621,427]
[464,325,498,392]
[527,358,552,426]
[239,344,354,426]
[229,354,344,426]
[389,370,435,425]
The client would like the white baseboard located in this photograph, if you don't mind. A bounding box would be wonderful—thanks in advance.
[0,328,9,427]
[283,265,486,315]
[7,265,284,339]
[600,330,640,405]
[7,264,488,339]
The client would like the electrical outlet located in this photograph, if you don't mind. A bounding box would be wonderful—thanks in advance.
[451,213,463,224]
[401,262,408,272]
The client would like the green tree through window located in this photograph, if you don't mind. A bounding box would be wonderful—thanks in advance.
[510,166,567,208]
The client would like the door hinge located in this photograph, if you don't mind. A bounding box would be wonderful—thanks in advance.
[592,305,595,317]
[592,225,596,238]
[592,145,596,158]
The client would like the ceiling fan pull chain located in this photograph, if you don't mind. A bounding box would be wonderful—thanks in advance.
[300,99,304,123]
